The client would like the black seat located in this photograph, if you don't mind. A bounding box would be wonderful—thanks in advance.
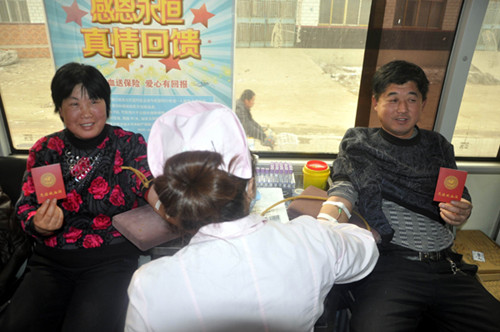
[0,156,27,202]
[0,156,31,311]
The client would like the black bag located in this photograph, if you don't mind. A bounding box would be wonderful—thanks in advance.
[0,186,32,305]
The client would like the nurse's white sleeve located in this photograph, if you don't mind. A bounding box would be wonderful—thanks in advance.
[125,272,152,332]
[318,220,379,284]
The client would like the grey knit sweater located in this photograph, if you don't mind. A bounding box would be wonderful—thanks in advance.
[331,127,471,243]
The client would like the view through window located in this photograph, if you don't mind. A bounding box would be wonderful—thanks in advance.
[452,0,500,158]
[0,0,499,159]
[234,0,369,153]
[0,0,59,150]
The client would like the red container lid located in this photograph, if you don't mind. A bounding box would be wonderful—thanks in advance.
[305,160,328,171]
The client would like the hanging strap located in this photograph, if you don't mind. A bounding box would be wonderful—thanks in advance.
[121,166,152,189]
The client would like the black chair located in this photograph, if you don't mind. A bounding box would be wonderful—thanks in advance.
[0,156,27,202]
[0,156,31,311]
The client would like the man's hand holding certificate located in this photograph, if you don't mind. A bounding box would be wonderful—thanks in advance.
[433,167,467,203]
[434,167,472,227]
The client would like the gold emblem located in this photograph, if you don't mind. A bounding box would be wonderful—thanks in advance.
[40,172,56,188]
[444,175,459,190]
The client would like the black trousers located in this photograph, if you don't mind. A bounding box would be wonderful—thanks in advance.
[349,254,500,332]
[0,242,139,332]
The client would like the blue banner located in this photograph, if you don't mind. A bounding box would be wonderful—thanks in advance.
[43,0,235,140]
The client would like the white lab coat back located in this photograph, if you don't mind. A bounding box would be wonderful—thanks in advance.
[125,214,378,332]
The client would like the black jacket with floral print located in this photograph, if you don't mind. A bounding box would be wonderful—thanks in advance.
[16,125,152,249]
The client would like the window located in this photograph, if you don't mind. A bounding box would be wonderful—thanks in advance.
[0,0,30,23]
[393,0,446,28]
[319,0,371,26]
[452,0,500,158]
[0,0,56,150]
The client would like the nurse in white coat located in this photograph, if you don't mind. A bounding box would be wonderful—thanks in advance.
[125,101,379,332]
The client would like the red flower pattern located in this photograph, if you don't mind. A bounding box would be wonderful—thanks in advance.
[113,150,123,174]
[27,211,36,221]
[88,177,110,199]
[97,136,109,149]
[64,227,83,243]
[47,136,65,155]
[31,136,47,152]
[44,236,57,247]
[134,154,146,162]
[62,189,83,212]
[17,204,32,214]
[109,185,125,206]
[22,177,35,196]
[92,214,111,230]
[114,128,129,138]
[27,152,37,170]
[83,234,103,248]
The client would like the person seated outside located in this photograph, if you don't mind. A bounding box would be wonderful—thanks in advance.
[0,62,153,332]
[125,101,379,332]
[235,89,275,149]
[318,60,500,332]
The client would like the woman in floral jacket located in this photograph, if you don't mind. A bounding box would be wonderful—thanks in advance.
[0,63,152,332]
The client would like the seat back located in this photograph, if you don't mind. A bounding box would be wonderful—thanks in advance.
[0,156,27,203]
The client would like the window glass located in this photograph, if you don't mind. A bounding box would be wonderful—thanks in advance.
[0,2,10,22]
[0,0,58,150]
[428,2,445,28]
[0,0,30,23]
[318,0,367,26]
[235,0,370,153]
[332,0,346,24]
[318,0,332,25]
[452,1,500,158]
[417,2,431,27]
[346,0,361,25]
[405,1,418,26]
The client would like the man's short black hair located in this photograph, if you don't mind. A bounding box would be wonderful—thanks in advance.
[372,60,429,101]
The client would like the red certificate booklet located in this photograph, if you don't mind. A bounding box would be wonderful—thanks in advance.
[31,163,67,204]
[433,167,468,203]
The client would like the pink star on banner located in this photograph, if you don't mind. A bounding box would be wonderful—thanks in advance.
[159,56,181,73]
[62,0,87,27]
[191,4,215,28]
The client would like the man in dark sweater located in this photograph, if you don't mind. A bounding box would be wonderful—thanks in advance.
[318,60,500,331]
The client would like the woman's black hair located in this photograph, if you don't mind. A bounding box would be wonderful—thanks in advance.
[239,89,255,102]
[154,150,255,232]
[51,62,111,117]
